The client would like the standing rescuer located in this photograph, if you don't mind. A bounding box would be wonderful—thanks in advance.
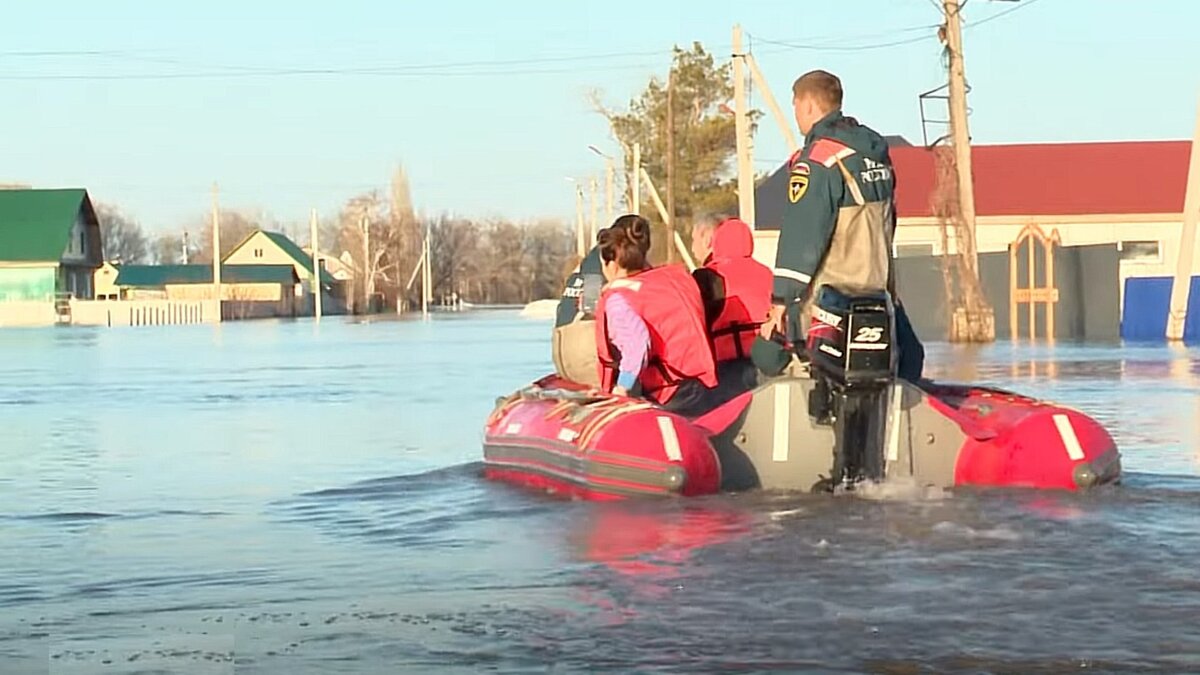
[765,69,924,381]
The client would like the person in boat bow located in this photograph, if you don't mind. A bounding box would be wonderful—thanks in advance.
[763,69,925,382]
[551,244,604,387]
[690,214,774,393]
[594,215,720,417]
[555,246,603,328]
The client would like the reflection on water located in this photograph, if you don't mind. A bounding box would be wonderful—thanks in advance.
[1,314,1199,672]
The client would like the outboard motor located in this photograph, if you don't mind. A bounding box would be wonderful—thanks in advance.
[805,285,897,491]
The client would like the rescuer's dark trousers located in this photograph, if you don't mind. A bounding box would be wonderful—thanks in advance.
[659,360,758,418]
[894,301,925,382]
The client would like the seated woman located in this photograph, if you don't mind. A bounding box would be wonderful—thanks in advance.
[593,215,719,417]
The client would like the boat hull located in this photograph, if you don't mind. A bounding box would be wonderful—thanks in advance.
[482,374,1120,499]
[483,382,720,500]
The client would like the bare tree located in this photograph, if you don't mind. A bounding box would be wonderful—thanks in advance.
[193,210,262,263]
[336,191,398,311]
[95,203,149,264]
[428,215,481,302]
[527,219,575,300]
[151,233,182,265]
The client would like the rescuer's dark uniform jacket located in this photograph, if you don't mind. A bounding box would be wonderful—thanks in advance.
[772,110,924,381]
[555,246,603,328]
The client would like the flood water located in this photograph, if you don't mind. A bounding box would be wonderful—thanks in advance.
[2,312,1199,674]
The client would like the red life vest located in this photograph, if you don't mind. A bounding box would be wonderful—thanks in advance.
[705,218,774,362]
[594,264,718,404]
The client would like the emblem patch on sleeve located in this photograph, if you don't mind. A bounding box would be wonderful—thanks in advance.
[788,173,809,203]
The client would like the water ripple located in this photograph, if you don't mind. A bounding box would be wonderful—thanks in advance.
[0,318,1197,672]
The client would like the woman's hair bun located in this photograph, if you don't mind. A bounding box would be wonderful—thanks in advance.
[599,214,652,270]
[626,217,650,246]
[610,214,651,251]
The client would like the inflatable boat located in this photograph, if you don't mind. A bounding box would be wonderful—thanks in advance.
[483,286,1122,499]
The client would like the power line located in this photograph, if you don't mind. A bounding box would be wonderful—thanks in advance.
[0,45,696,78]
[2,23,947,81]
[0,49,157,58]
[755,0,1044,54]
[0,61,668,81]
[748,20,942,53]
[0,5,1046,82]
[967,0,1046,27]
[750,31,938,53]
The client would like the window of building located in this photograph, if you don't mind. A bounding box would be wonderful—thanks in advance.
[1118,240,1161,263]
[253,248,263,258]
[894,243,936,258]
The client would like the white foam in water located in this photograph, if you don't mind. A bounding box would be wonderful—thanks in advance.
[768,508,806,521]
[848,477,950,503]
[932,520,1022,542]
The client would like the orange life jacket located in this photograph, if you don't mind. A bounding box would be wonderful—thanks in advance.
[594,264,718,404]
[705,218,774,362]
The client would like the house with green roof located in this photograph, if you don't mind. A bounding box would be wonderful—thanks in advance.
[112,263,301,319]
[223,229,345,314]
[113,264,299,289]
[0,189,103,325]
[0,188,103,301]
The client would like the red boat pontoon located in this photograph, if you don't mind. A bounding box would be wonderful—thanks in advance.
[483,287,1121,499]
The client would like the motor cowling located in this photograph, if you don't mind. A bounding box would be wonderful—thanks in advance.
[804,285,897,491]
[806,285,895,390]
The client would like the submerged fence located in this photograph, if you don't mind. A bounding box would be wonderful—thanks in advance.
[68,299,217,327]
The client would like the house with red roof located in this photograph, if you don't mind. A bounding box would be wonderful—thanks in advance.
[755,139,1191,272]
[887,140,1190,266]
[752,139,1199,340]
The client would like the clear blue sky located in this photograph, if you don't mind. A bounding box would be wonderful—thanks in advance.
[2,0,1197,234]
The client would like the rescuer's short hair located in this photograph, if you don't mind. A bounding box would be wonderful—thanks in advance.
[792,70,843,112]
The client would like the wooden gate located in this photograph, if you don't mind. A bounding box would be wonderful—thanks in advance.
[1009,223,1061,341]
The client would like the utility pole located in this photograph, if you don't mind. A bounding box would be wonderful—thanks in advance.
[575,185,586,256]
[360,212,370,313]
[589,176,599,245]
[210,183,222,323]
[632,142,641,214]
[936,1,993,341]
[1167,96,1200,341]
[944,0,978,278]
[421,229,428,318]
[666,69,677,263]
[942,0,994,341]
[605,159,615,223]
[640,167,696,271]
[310,207,322,321]
[732,24,755,227]
[427,218,436,317]
[589,146,618,224]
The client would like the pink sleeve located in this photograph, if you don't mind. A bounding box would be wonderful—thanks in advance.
[603,293,649,388]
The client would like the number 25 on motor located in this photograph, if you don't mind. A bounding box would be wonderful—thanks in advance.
[853,326,883,343]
